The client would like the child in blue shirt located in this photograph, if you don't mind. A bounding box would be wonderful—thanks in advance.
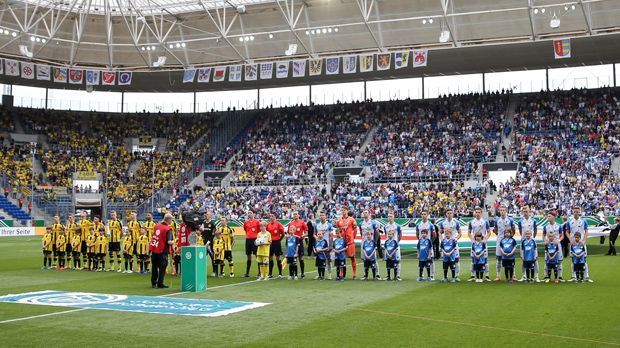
[545,232,561,283]
[313,231,328,281]
[361,231,377,280]
[417,229,433,281]
[571,232,587,282]
[285,228,300,280]
[384,229,400,281]
[499,229,517,282]
[520,230,538,283]
[471,234,487,283]
[333,229,347,281]
[440,229,457,282]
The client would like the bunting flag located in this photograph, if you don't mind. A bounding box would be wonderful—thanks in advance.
[553,39,571,59]
[229,65,242,82]
[412,49,428,67]
[5,59,19,76]
[394,51,410,69]
[260,62,273,79]
[118,71,132,85]
[53,67,67,83]
[309,59,322,76]
[360,54,374,73]
[0,59,3,74]
[183,69,196,83]
[102,71,116,85]
[20,62,34,79]
[85,70,100,85]
[244,64,257,81]
[325,57,339,75]
[292,60,306,78]
[36,65,50,80]
[377,53,391,71]
[69,69,83,84]
[343,55,357,74]
[197,67,212,83]
[275,62,289,78]
[213,67,226,82]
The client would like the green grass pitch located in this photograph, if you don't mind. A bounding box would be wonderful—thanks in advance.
[1,237,619,347]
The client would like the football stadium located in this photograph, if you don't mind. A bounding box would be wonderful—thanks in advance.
[1,0,620,346]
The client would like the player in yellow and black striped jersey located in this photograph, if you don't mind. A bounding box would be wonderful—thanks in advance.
[107,211,124,272]
[42,227,53,269]
[216,217,235,277]
[95,226,108,271]
[136,227,150,274]
[56,229,67,270]
[86,227,97,271]
[70,231,82,269]
[213,232,225,277]
[122,230,134,273]
[127,212,141,269]
[79,211,93,266]
[65,214,78,269]
[144,213,156,240]
[51,215,64,268]
[172,237,181,275]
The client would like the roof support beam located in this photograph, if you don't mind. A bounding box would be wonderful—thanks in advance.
[69,0,94,65]
[579,0,593,35]
[355,0,382,51]
[276,0,312,57]
[200,0,247,62]
[104,0,114,67]
[440,0,458,47]
[527,0,537,41]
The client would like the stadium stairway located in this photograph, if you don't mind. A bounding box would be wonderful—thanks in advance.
[10,109,25,134]
[0,196,31,224]
[612,156,620,175]
[354,126,379,166]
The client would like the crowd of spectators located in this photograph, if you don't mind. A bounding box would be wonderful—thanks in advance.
[497,88,620,216]
[363,92,507,183]
[230,103,372,185]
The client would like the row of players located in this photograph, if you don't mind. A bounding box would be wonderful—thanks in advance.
[40,204,594,283]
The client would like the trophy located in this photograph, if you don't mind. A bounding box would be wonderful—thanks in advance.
[188,231,198,246]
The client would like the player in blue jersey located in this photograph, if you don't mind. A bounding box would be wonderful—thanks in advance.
[361,210,382,280]
[417,211,435,280]
[564,206,592,282]
[570,232,587,282]
[517,206,540,282]
[520,230,538,283]
[333,229,347,281]
[440,229,458,282]
[440,209,462,281]
[383,229,400,281]
[361,231,378,280]
[499,229,517,282]
[384,213,403,280]
[417,229,433,281]
[315,212,334,279]
[471,234,487,283]
[468,207,490,282]
[313,231,329,281]
[543,211,565,282]
[545,232,561,283]
[494,206,515,281]
[285,228,300,280]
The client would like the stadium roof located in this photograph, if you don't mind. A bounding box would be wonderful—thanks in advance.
[0,0,619,70]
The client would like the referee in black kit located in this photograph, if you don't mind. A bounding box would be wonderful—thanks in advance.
[200,211,217,276]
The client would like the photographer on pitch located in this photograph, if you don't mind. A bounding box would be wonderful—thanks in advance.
[149,213,174,289]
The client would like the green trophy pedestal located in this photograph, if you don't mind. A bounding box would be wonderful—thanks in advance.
[181,246,207,292]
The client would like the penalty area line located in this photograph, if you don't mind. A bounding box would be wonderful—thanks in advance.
[0,308,88,324]
[354,308,620,346]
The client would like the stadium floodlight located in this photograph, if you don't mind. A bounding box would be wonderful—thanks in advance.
[236,5,246,14]
[439,30,450,43]
[152,56,167,68]
[285,44,298,56]
[18,44,33,58]
[550,13,561,29]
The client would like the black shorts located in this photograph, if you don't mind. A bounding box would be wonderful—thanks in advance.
[523,260,535,270]
[245,238,257,255]
[386,259,399,269]
[502,259,515,268]
[443,261,455,269]
[335,258,346,268]
[546,262,558,271]
[88,252,96,258]
[315,258,326,268]
[43,250,51,256]
[296,241,305,257]
[418,260,431,268]
[363,259,376,269]
[224,250,233,262]
[123,253,132,259]
[270,240,283,256]
[286,256,298,265]
[81,241,88,254]
[109,242,121,253]
[474,263,485,271]
[574,262,585,271]
[97,253,106,259]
